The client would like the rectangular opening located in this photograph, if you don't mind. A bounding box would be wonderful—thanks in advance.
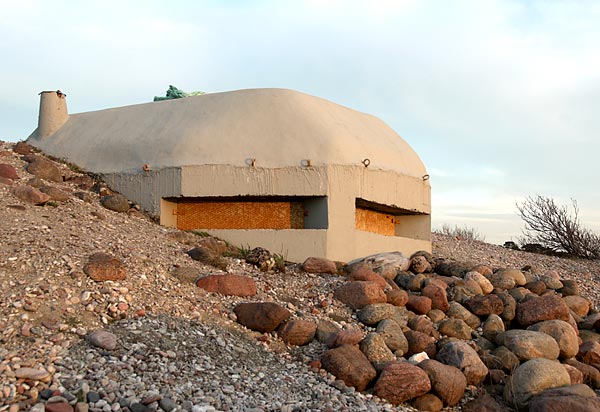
[355,198,429,239]
[163,196,328,230]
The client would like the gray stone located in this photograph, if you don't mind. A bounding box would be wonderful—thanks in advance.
[437,318,472,340]
[436,341,488,385]
[505,358,571,410]
[482,314,505,342]
[100,194,130,212]
[87,330,117,350]
[358,303,398,326]
[527,319,579,359]
[376,318,408,354]
[497,329,560,361]
[316,319,341,343]
[159,398,177,412]
[446,301,480,329]
[359,333,396,372]
[348,251,410,280]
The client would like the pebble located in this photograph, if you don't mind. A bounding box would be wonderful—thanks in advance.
[87,392,101,403]
[159,398,176,412]
[14,367,50,380]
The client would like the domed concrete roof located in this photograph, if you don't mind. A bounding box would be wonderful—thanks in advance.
[30,88,427,176]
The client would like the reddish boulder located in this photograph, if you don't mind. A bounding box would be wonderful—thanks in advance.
[83,253,126,281]
[0,177,12,185]
[422,282,449,312]
[348,265,388,288]
[26,158,62,182]
[234,302,291,333]
[13,141,35,155]
[563,364,584,385]
[326,329,364,348]
[412,394,443,411]
[516,294,570,326]
[0,163,19,180]
[410,255,431,274]
[406,294,432,315]
[374,361,431,405]
[386,289,408,306]
[577,341,600,367]
[525,280,547,295]
[277,319,317,346]
[564,359,600,388]
[563,295,591,318]
[45,402,74,412]
[321,344,376,391]
[196,274,257,297]
[418,359,466,406]
[12,186,50,205]
[333,281,386,309]
[496,290,517,321]
[464,294,504,316]
[39,185,70,202]
[409,315,439,338]
[302,257,337,274]
[405,330,437,358]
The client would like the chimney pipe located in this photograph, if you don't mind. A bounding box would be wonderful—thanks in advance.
[37,90,68,138]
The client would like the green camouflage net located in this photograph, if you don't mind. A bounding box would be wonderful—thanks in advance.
[153,85,205,101]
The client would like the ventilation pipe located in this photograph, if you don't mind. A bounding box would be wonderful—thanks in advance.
[37,90,68,138]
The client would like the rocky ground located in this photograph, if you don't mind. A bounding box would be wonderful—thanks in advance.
[1,140,600,412]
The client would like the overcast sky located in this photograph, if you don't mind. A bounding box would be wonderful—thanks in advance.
[2,0,599,244]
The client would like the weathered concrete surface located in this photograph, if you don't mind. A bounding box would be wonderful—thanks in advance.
[28,88,431,262]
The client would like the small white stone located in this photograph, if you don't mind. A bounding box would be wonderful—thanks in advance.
[408,351,429,364]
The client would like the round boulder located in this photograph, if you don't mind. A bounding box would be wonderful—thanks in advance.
[498,329,560,361]
[374,361,432,405]
[359,333,396,372]
[277,319,316,346]
[100,194,130,212]
[234,302,291,333]
[321,344,376,391]
[527,319,579,359]
[436,341,488,385]
[505,358,571,410]
[418,359,466,406]
[333,281,386,310]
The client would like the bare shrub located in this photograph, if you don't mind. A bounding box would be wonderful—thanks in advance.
[517,195,600,259]
[434,224,485,242]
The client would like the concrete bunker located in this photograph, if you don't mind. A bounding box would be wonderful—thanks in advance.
[27,88,431,262]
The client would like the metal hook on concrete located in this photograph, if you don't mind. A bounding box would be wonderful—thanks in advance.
[362,158,371,168]
[422,174,430,181]
[142,164,150,173]
[245,158,256,167]
[301,159,312,167]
